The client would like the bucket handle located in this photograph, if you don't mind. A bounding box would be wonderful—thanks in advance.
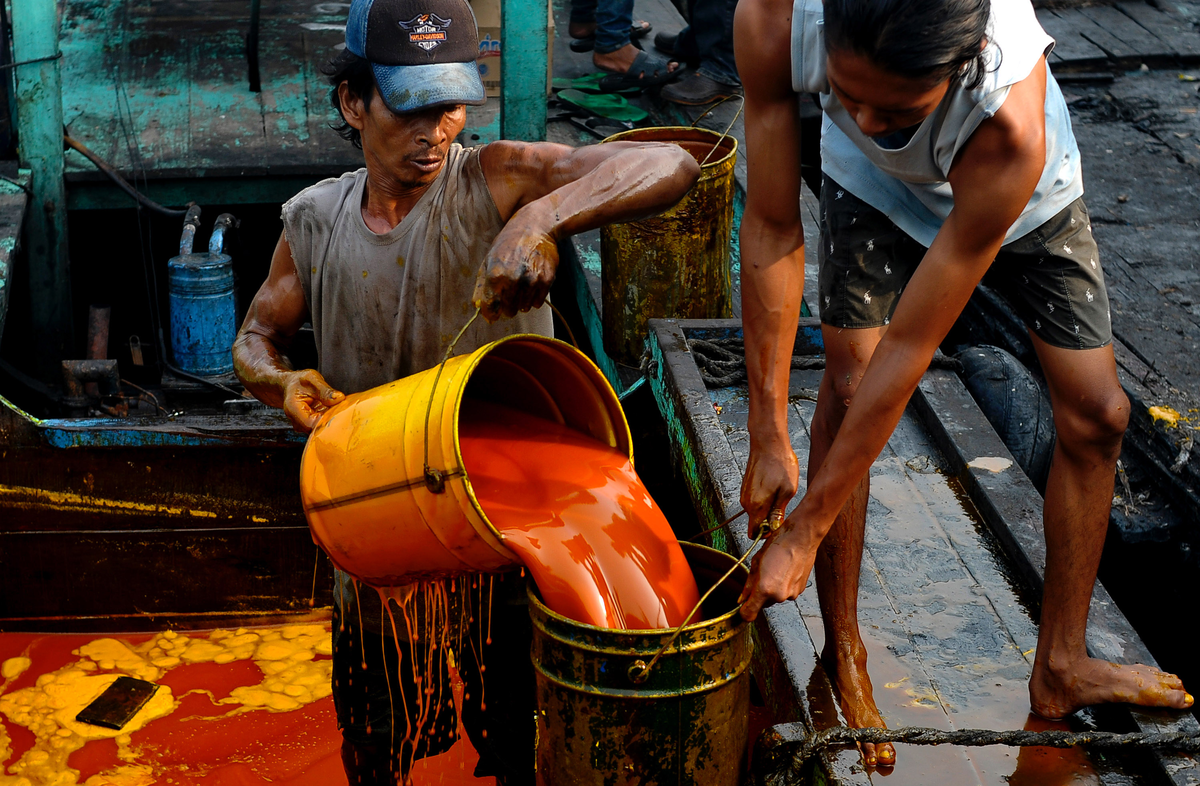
[421,299,578,494]
[422,306,484,493]
[628,508,782,684]
[689,94,745,168]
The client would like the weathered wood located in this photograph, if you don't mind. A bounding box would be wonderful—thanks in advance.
[1038,8,1112,66]
[1115,2,1200,59]
[1079,5,1167,59]
[0,169,29,350]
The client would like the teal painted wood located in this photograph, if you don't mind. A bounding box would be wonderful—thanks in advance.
[0,170,30,351]
[500,0,548,141]
[11,0,73,365]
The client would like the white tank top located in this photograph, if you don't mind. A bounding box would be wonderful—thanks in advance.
[791,0,1083,247]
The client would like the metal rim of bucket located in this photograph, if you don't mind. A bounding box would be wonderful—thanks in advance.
[527,542,751,698]
[525,541,747,642]
[599,126,738,178]
[450,333,634,555]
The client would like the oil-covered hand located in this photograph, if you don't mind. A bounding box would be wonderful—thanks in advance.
[282,369,345,433]
[738,515,820,621]
[473,213,560,322]
[740,438,799,537]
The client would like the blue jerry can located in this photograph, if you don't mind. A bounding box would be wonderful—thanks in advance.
[168,212,237,377]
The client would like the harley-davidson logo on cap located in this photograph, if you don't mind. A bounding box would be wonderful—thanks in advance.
[399,13,451,51]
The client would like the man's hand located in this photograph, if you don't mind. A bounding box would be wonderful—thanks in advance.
[472,209,559,322]
[740,435,799,537]
[282,369,345,433]
[738,514,821,621]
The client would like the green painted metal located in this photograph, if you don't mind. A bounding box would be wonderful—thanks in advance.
[11,0,73,365]
[529,542,751,785]
[500,0,547,141]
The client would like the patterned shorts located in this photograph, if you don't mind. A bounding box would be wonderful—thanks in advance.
[817,175,1112,350]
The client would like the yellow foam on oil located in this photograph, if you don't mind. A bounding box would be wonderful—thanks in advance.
[0,624,333,786]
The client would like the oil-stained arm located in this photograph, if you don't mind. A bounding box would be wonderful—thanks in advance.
[232,231,345,433]
[735,0,806,532]
[472,139,702,321]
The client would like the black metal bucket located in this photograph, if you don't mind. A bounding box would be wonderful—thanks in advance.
[529,541,751,785]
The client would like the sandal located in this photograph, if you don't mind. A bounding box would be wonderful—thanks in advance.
[596,49,682,93]
[555,89,648,123]
[568,20,652,53]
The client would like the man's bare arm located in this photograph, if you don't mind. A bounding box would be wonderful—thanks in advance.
[736,0,807,531]
[472,139,701,320]
[232,231,344,433]
[740,59,1049,620]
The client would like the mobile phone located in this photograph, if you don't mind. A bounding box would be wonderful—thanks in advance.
[75,676,160,730]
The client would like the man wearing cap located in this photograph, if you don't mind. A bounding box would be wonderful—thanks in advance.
[231,0,699,781]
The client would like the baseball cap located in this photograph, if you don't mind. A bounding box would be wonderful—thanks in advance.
[346,0,487,113]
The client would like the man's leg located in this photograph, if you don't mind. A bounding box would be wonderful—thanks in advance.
[810,323,895,768]
[1027,337,1191,718]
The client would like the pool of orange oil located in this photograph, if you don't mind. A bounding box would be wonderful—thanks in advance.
[457,399,700,629]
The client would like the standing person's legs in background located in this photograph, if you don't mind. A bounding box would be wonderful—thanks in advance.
[659,0,741,104]
[569,0,677,82]
[567,0,650,51]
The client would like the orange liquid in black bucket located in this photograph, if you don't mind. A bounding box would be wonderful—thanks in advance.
[459,401,700,629]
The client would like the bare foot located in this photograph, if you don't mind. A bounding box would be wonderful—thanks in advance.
[592,44,678,77]
[1029,656,1194,720]
[823,639,896,768]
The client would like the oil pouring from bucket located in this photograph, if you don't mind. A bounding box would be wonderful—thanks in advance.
[301,308,756,783]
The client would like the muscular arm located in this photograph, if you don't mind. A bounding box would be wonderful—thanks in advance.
[741,59,1050,620]
[232,232,344,433]
[735,0,807,529]
[472,138,702,320]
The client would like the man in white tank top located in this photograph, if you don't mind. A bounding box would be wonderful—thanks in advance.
[231,0,700,780]
[734,0,1192,768]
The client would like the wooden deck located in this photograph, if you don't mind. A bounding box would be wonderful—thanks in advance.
[644,318,1200,786]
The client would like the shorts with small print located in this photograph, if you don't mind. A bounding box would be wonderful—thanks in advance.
[816,175,1112,350]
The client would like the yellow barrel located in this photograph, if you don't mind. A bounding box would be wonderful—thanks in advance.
[600,126,738,365]
[531,542,751,785]
[300,335,631,586]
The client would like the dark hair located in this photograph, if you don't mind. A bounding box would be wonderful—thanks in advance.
[823,0,994,90]
[321,49,376,149]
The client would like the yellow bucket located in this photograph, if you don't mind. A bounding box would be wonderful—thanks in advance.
[600,126,738,365]
[300,335,632,585]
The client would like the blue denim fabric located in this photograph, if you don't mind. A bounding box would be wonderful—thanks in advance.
[678,0,740,84]
[569,0,633,53]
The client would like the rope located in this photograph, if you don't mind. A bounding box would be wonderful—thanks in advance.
[768,724,1200,781]
[688,337,964,388]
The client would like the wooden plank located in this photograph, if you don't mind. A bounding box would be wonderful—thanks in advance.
[1037,8,1111,65]
[1116,2,1200,59]
[1080,5,1168,59]
[1058,7,1143,61]
[911,367,1200,786]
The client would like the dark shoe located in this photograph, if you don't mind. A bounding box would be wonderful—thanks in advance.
[653,31,680,57]
[659,71,741,106]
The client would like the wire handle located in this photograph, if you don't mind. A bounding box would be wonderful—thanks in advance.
[628,514,780,684]
[689,94,746,168]
[421,306,482,493]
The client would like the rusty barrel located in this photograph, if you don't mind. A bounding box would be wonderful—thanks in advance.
[530,542,751,785]
[299,335,631,585]
[600,126,738,365]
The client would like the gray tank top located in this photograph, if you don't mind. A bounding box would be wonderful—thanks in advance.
[283,143,552,396]
[282,144,553,627]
